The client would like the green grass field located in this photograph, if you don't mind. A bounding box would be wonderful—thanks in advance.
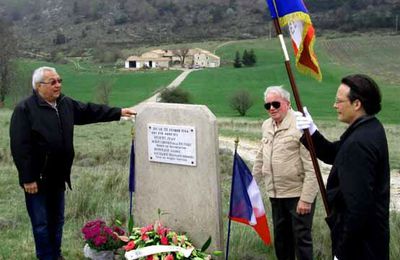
[0,109,399,259]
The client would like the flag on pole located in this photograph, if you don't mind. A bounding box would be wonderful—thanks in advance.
[128,138,135,218]
[228,152,271,245]
[266,0,322,81]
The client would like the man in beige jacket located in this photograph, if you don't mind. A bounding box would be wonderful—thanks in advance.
[252,86,318,260]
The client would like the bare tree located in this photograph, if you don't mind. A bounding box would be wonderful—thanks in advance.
[9,65,32,107]
[0,19,17,107]
[172,48,190,67]
[229,89,254,116]
[95,78,113,105]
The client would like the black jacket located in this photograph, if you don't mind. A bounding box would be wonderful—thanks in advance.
[10,91,122,190]
[302,116,390,260]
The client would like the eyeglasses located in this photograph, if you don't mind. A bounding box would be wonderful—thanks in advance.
[334,98,349,104]
[40,78,62,86]
[264,101,281,110]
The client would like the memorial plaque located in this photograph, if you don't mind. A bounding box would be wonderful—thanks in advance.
[147,123,196,166]
[135,103,223,252]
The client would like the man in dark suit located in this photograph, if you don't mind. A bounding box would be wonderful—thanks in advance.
[295,74,390,260]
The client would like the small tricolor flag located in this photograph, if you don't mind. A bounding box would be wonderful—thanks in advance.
[228,152,271,245]
[128,138,135,217]
[266,0,322,81]
[129,139,135,193]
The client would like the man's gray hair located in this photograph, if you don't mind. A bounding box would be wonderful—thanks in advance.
[264,86,290,101]
[32,66,57,89]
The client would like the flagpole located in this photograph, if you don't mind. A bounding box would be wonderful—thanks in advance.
[270,2,330,216]
[129,117,136,218]
[225,137,239,260]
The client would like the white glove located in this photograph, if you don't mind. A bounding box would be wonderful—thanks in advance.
[334,256,339,260]
[294,106,317,135]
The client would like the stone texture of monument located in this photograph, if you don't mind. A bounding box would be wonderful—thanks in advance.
[134,103,223,252]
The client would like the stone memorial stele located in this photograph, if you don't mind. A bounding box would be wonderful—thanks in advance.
[134,103,223,252]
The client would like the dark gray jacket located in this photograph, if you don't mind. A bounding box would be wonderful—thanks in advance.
[10,91,121,190]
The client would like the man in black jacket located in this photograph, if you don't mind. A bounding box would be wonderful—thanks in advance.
[295,74,390,260]
[10,66,136,260]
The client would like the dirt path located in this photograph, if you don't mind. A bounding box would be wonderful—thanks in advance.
[213,41,237,53]
[219,135,400,211]
[131,68,193,113]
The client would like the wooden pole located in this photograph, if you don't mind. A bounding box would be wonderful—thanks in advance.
[271,18,330,216]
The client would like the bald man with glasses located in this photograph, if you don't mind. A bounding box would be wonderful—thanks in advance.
[252,86,318,260]
[9,66,136,260]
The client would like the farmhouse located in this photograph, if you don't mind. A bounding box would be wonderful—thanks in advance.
[124,51,170,69]
[189,48,220,68]
[124,48,220,70]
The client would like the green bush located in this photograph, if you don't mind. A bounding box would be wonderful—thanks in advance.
[159,88,191,104]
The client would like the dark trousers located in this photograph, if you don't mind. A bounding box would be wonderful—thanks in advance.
[270,197,315,260]
[25,190,65,260]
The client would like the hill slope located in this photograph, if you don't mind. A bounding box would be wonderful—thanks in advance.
[0,0,399,53]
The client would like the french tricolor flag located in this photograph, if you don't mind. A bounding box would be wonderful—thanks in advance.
[228,152,271,245]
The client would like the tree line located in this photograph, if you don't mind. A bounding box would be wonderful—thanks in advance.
[234,49,257,68]
[1,0,399,53]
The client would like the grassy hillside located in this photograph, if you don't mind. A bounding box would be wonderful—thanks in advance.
[319,35,400,85]
[181,35,400,124]
[7,35,399,124]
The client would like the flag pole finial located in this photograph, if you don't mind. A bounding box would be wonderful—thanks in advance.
[234,137,239,150]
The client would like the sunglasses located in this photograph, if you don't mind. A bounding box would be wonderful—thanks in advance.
[264,101,281,110]
[40,78,62,86]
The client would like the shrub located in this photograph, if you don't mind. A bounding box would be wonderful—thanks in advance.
[53,31,67,45]
[47,51,68,64]
[159,88,191,104]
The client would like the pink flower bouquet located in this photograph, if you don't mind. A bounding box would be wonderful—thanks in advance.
[82,219,126,251]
